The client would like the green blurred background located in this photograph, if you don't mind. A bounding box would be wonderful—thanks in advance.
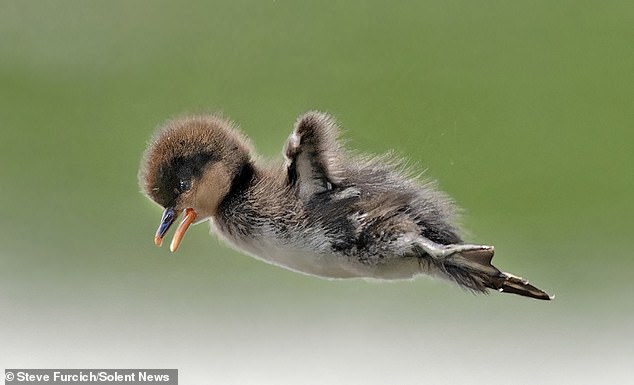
[1,1,632,383]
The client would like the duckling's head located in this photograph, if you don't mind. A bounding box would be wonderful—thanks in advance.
[139,114,252,251]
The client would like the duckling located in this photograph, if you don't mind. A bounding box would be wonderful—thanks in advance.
[139,112,553,300]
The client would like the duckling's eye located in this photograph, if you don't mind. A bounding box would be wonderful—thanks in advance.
[178,179,192,192]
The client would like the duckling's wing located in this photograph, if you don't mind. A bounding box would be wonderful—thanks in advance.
[284,111,346,200]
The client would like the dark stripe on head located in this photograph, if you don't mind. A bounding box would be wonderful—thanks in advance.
[152,151,216,207]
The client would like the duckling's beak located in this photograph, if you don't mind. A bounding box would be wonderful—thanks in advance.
[170,208,197,252]
[154,207,176,247]
[154,207,198,252]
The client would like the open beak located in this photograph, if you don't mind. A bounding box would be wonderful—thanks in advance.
[154,207,198,252]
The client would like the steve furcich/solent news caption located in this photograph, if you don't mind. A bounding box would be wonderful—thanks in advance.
[4,369,177,385]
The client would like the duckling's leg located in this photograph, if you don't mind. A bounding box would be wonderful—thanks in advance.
[415,237,493,259]
[412,236,553,300]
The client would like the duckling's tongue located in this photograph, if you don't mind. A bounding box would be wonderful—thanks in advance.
[169,208,197,252]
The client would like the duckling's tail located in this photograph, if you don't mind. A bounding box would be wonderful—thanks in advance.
[442,248,554,300]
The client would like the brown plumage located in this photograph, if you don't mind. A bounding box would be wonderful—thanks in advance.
[139,111,553,300]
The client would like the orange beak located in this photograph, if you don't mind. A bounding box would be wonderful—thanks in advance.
[154,207,198,252]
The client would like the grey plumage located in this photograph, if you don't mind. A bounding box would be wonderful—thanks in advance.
[140,111,553,300]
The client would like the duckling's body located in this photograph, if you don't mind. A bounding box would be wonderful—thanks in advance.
[140,112,552,300]
[212,159,447,280]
